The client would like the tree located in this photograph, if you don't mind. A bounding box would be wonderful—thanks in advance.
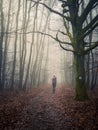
[19,0,28,90]
[10,0,21,90]
[0,0,4,90]
[30,0,98,100]
[2,0,12,89]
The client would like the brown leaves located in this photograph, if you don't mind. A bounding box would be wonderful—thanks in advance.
[0,85,98,130]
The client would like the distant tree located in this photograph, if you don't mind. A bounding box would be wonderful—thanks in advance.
[0,0,4,90]
[2,0,12,89]
[23,1,35,89]
[10,0,21,90]
[19,0,28,90]
[30,0,98,100]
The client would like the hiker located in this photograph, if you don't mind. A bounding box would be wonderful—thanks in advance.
[52,75,57,93]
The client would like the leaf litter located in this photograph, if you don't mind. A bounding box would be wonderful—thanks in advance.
[0,84,98,130]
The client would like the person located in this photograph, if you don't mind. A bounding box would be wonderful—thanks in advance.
[52,75,57,93]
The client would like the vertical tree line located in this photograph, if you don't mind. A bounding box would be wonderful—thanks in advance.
[0,0,4,90]
[0,0,53,91]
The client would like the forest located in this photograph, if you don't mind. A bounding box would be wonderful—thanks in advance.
[0,0,98,129]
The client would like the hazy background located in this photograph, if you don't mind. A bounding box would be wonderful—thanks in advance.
[1,0,73,88]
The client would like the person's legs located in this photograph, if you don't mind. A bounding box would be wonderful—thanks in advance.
[53,84,56,93]
[53,87,55,93]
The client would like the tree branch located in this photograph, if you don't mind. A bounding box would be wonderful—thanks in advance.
[82,21,98,39]
[30,0,71,21]
[56,31,73,46]
[80,0,98,24]
[82,15,98,34]
[84,41,98,54]
[18,30,73,47]
[59,42,75,53]
[48,27,68,36]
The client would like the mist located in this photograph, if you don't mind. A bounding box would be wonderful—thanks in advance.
[0,0,73,89]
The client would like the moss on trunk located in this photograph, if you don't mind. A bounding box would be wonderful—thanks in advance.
[74,54,89,101]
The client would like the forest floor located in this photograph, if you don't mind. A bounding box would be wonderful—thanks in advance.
[0,84,98,130]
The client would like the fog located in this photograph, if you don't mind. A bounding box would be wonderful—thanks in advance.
[1,0,73,88]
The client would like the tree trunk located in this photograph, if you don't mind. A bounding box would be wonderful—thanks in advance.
[74,54,89,101]
[0,0,4,91]
[2,0,12,89]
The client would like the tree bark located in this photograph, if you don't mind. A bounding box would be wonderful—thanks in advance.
[74,53,88,100]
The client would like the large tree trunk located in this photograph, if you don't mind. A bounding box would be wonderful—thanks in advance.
[74,54,88,101]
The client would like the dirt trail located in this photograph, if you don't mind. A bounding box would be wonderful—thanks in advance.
[29,85,67,130]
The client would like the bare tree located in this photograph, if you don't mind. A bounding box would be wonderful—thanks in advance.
[0,0,4,90]
[2,0,12,89]
[30,0,98,100]
[10,0,21,90]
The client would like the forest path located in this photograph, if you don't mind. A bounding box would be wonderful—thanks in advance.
[29,85,67,130]
[0,84,97,130]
